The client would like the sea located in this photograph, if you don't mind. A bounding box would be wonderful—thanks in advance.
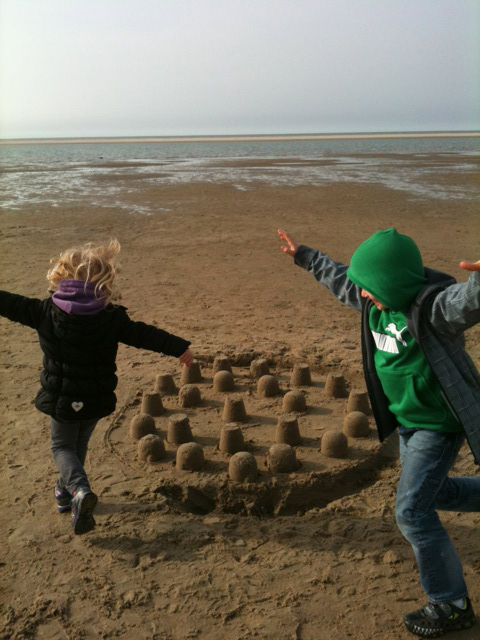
[1,135,479,213]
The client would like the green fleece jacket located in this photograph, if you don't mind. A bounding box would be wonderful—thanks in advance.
[347,229,461,432]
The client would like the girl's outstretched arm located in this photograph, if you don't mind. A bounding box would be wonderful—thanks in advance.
[117,310,191,359]
[0,291,44,329]
[179,349,194,366]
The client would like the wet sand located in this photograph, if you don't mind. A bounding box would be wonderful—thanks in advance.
[1,156,479,639]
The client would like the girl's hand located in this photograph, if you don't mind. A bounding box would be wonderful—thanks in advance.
[459,260,480,272]
[278,229,298,256]
[179,349,194,366]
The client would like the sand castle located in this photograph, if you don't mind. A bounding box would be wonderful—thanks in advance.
[343,411,370,438]
[324,373,348,398]
[120,359,391,517]
[141,391,164,416]
[155,373,177,395]
[213,355,232,374]
[180,361,203,385]
[321,430,349,458]
[176,442,204,471]
[275,414,302,446]
[290,363,312,387]
[137,434,166,463]
[250,358,269,379]
[129,413,157,440]
[219,424,245,454]
[222,395,248,422]
[282,390,306,412]
[168,413,194,445]
[179,384,202,407]
[257,374,280,397]
[346,390,371,414]
[228,451,258,482]
[213,370,235,392]
[267,443,299,473]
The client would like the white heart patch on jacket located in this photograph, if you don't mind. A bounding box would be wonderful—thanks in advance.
[71,402,84,412]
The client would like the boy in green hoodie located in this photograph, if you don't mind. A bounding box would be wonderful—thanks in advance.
[278,228,480,638]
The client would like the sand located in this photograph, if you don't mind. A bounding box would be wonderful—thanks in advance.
[1,155,479,639]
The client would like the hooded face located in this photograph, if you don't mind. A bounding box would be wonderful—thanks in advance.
[347,229,427,312]
[360,289,388,310]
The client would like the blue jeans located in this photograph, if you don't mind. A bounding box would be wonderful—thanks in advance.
[51,417,98,495]
[396,427,480,603]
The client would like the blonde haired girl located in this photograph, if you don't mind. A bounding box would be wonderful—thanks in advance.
[0,240,193,535]
[47,238,121,304]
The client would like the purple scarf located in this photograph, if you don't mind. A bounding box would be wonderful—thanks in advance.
[52,280,106,316]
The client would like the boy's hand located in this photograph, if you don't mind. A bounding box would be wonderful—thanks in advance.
[459,260,480,272]
[278,229,298,256]
[179,349,194,366]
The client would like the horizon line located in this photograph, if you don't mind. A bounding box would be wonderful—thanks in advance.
[1,130,479,146]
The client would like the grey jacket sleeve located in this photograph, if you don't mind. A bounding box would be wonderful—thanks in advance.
[428,271,480,336]
[294,245,363,311]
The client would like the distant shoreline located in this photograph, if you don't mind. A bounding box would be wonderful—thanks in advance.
[1,132,479,146]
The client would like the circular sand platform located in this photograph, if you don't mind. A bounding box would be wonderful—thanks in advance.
[104,357,398,516]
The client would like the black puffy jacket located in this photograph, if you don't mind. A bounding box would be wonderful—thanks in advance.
[0,291,190,421]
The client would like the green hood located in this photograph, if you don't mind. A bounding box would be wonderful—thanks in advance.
[347,229,427,311]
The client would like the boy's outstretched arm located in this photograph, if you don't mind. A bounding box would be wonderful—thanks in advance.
[277,229,362,311]
[429,259,480,335]
[278,229,298,256]
[460,260,480,272]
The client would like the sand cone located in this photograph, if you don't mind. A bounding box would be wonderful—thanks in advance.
[168,413,194,445]
[275,414,302,446]
[219,423,245,454]
[290,363,312,387]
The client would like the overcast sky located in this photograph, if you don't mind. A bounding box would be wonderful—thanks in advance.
[0,0,479,139]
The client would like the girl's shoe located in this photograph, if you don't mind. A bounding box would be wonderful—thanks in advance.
[404,598,475,637]
[71,487,98,535]
[54,485,72,513]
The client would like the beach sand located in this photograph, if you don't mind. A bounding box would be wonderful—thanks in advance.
[1,157,479,639]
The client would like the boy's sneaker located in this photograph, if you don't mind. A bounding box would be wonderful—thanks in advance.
[404,598,476,637]
[71,487,98,535]
[54,485,72,513]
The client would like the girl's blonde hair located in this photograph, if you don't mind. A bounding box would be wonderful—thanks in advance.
[47,239,121,304]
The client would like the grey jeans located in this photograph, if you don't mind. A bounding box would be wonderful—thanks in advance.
[51,417,98,495]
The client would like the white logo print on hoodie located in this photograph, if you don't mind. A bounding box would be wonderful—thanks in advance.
[372,322,409,354]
